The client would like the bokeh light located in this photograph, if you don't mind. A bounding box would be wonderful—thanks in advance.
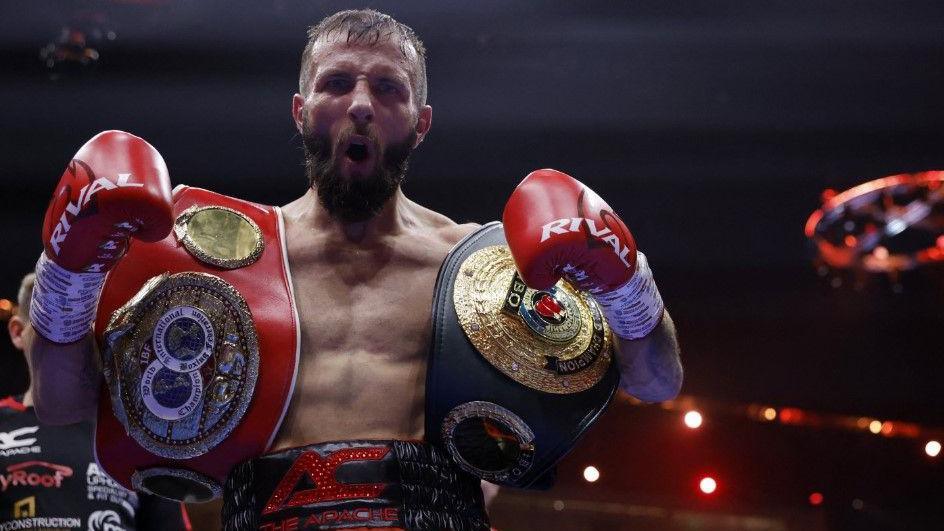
[809,492,824,506]
[926,440,941,457]
[699,476,717,494]
[684,410,703,429]
[583,466,600,483]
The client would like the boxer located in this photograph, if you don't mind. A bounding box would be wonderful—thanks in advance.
[26,9,681,531]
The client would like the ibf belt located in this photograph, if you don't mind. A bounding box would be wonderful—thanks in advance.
[94,186,299,502]
[221,440,489,531]
[102,271,259,459]
[426,222,619,488]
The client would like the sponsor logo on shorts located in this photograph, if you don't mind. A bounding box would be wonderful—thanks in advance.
[259,508,399,531]
[263,447,390,515]
[0,461,73,492]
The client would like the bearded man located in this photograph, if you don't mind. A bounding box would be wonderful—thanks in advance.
[26,9,681,531]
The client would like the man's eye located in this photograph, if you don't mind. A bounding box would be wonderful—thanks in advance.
[325,78,351,91]
[377,81,400,95]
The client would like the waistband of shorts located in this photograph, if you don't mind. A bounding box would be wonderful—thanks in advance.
[222,439,490,531]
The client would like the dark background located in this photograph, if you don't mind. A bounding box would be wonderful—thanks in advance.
[1,1,943,529]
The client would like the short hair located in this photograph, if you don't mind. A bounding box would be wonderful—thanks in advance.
[299,9,428,108]
[16,273,35,323]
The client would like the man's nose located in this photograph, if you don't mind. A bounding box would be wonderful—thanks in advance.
[348,80,374,124]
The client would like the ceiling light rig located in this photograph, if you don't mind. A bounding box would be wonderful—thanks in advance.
[36,3,127,81]
[805,171,944,292]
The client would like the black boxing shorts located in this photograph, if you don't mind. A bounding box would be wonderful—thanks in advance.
[221,440,490,531]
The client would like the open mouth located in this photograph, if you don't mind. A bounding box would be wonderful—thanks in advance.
[347,143,368,161]
[344,136,371,162]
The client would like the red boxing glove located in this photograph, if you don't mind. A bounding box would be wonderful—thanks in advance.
[42,130,173,272]
[31,131,174,343]
[503,169,664,339]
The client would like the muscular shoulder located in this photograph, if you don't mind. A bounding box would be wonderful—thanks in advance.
[407,202,481,248]
[437,221,481,247]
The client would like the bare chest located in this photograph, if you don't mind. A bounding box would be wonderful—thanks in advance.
[292,257,440,356]
[273,234,454,446]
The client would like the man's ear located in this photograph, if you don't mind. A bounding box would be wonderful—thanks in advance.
[292,94,306,134]
[8,316,25,351]
[413,105,432,148]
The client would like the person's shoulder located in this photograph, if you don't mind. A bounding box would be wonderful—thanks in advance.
[413,207,480,247]
[437,221,482,247]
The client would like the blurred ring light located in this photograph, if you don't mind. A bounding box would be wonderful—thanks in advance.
[805,171,944,278]
[39,26,106,79]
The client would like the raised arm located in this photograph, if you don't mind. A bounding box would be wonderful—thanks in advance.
[503,169,683,401]
[28,131,174,424]
[612,310,682,402]
[28,336,101,423]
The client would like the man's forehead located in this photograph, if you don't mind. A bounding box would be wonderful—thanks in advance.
[310,33,418,71]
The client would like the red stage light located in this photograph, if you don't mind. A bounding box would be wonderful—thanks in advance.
[809,492,824,506]
[779,407,803,424]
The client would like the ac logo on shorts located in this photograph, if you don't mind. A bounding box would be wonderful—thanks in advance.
[263,447,390,515]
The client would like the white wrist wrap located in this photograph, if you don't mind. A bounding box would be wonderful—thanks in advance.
[594,251,664,339]
[30,253,106,344]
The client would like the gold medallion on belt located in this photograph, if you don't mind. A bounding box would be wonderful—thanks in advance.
[174,205,264,269]
[453,245,612,394]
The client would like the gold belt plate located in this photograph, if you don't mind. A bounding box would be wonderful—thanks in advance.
[174,205,264,269]
[453,245,612,394]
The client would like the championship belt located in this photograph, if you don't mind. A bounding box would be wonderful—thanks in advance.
[426,222,619,488]
[93,186,299,502]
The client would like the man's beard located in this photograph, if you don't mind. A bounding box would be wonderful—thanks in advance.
[302,120,416,223]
